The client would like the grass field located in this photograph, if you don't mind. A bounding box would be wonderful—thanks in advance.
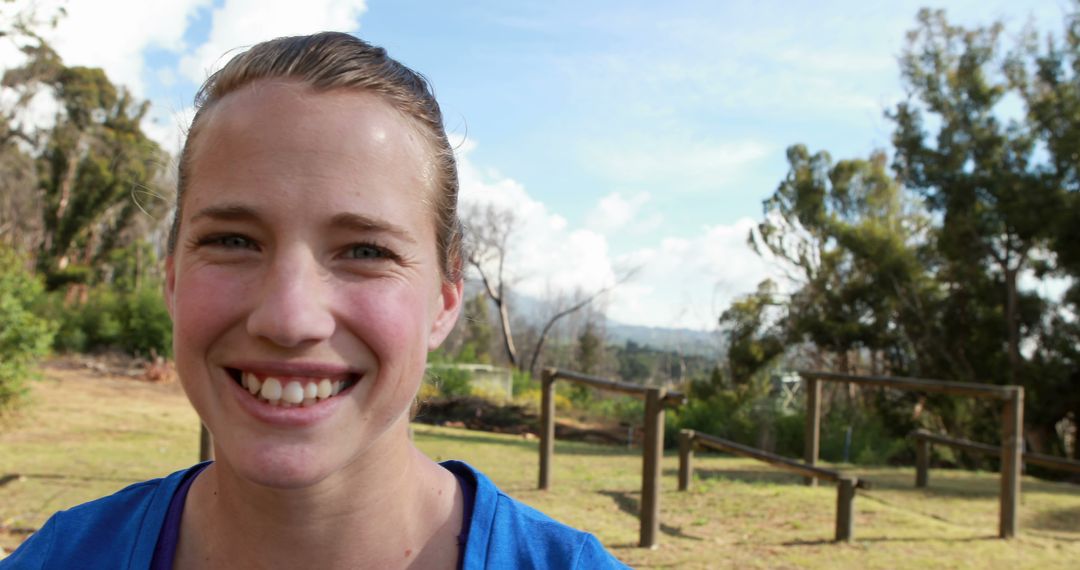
[2,362,1079,568]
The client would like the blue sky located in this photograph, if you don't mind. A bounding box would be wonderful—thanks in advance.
[2,0,1069,329]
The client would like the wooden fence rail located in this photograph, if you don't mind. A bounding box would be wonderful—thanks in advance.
[912,429,1080,488]
[677,429,864,542]
[798,371,1024,539]
[540,368,685,549]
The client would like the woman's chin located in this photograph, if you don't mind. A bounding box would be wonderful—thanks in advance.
[219,445,338,489]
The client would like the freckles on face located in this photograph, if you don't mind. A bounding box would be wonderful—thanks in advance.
[165,81,456,482]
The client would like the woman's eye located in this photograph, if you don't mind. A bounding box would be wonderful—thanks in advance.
[345,244,394,260]
[218,236,252,248]
[196,234,256,250]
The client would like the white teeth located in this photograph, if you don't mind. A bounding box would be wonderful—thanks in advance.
[245,373,261,395]
[245,374,352,405]
[260,378,282,401]
[283,381,305,405]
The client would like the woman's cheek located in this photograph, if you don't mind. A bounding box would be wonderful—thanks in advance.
[338,281,430,365]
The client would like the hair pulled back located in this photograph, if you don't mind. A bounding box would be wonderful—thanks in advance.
[168,32,462,281]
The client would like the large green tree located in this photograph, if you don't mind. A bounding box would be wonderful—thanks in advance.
[754,146,934,376]
[2,39,165,291]
[890,9,1061,386]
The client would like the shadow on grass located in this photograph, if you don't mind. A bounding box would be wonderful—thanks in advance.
[1029,504,1080,532]
[596,490,703,542]
[781,534,998,546]
[414,427,637,457]
[413,428,537,450]
[683,467,811,487]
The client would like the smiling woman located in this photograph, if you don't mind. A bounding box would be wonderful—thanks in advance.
[0,33,627,570]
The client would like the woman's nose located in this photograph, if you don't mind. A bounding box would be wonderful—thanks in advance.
[246,252,335,348]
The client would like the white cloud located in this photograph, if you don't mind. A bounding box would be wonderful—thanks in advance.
[456,139,617,298]
[35,0,212,97]
[607,219,779,330]
[458,139,778,331]
[586,191,661,235]
[178,0,368,84]
[582,137,770,192]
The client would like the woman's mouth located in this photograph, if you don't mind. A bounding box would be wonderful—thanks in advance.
[225,368,359,407]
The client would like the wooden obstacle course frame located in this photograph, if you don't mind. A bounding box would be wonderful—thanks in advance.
[799,371,1024,539]
[678,429,864,542]
[539,368,685,549]
[912,429,1080,488]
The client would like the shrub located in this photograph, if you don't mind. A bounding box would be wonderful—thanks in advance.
[0,246,55,408]
[49,282,172,357]
[427,365,473,398]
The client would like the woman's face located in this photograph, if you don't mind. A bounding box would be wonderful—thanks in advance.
[165,81,462,488]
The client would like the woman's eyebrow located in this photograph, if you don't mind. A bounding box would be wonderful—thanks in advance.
[189,203,259,223]
[330,212,417,245]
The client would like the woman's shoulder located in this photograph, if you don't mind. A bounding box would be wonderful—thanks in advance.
[0,464,203,569]
[441,461,630,569]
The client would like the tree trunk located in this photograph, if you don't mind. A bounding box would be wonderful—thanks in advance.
[496,298,518,368]
[1004,265,1021,386]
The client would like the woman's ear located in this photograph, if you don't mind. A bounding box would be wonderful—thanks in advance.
[428,278,463,350]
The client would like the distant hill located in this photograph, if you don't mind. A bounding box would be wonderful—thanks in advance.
[462,279,722,357]
[604,321,721,357]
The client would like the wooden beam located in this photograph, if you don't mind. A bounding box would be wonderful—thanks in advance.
[538,369,555,490]
[639,387,665,549]
[799,370,1015,400]
[835,477,857,542]
[692,431,853,484]
[912,428,1080,475]
[678,429,694,491]
[915,436,929,488]
[548,368,685,406]
[999,389,1023,539]
[804,377,822,486]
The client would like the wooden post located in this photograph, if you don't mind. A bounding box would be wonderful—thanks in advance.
[915,436,929,488]
[539,369,555,490]
[804,376,822,486]
[199,423,213,462]
[678,429,694,491]
[835,477,856,542]
[999,388,1023,539]
[639,387,665,549]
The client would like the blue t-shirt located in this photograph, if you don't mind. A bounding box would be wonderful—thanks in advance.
[1,461,628,569]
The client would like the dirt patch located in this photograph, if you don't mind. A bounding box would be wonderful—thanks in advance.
[47,353,177,384]
[414,397,631,445]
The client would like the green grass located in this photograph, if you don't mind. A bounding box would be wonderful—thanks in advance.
[2,364,1079,568]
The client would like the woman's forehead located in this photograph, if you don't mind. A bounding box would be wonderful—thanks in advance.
[196,81,429,161]
[182,81,438,225]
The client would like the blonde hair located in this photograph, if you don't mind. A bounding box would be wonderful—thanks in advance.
[167,32,462,281]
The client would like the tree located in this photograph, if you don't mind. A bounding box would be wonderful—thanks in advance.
[463,202,634,375]
[1007,1,1080,457]
[0,1,65,253]
[754,145,934,376]
[575,318,603,375]
[735,7,1080,457]
[890,9,1061,385]
[1,38,166,292]
[718,280,785,385]
[463,203,521,367]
